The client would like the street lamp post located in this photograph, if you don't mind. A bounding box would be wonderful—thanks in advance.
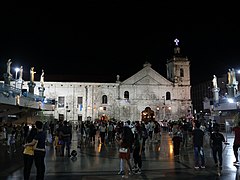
[156,106,160,121]
[66,105,68,121]
[15,67,20,88]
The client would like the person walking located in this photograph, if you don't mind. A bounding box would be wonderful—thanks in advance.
[210,123,226,168]
[232,121,240,164]
[24,121,46,180]
[192,121,205,169]
[181,120,189,148]
[23,126,37,180]
[172,130,182,157]
[116,122,124,175]
[59,121,72,157]
[132,128,143,174]
[118,123,134,179]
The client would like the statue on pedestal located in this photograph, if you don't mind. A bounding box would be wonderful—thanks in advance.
[40,69,44,87]
[30,67,36,82]
[7,59,12,76]
[231,68,236,84]
[228,69,232,85]
[212,75,218,88]
[228,68,237,85]
[116,75,120,82]
[19,66,23,81]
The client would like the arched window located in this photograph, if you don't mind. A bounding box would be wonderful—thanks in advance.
[124,91,129,99]
[180,68,184,77]
[166,92,171,100]
[102,95,108,104]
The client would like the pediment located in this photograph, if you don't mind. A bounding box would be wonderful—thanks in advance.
[121,65,172,85]
[134,75,160,85]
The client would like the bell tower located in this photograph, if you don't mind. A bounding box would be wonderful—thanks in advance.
[166,38,190,86]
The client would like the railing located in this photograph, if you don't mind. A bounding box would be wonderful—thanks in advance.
[0,82,55,105]
[0,83,21,96]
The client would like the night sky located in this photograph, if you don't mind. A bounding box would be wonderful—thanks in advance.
[0,3,239,85]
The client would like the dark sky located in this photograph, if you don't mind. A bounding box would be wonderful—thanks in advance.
[0,3,239,85]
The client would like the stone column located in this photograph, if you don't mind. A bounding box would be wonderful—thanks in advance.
[28,81,36,94]
[3,73,12,85]
[212,87,220,104]
[38,86,45,97]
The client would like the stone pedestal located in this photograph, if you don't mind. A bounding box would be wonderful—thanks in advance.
[212,87,220,104]
[38,86,45,97]
[16,80,23,90]
[3,73,12,85]
[28,81,36,94]
[227,85,234,98]
[227,83,238,98]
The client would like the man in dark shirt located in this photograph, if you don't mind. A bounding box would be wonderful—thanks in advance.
[210,123,226,168]
[233,121,240,164]
[192,121,205,169]
[59,121,72,157]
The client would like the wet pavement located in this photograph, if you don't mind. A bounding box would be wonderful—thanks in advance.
[0,130,239,180]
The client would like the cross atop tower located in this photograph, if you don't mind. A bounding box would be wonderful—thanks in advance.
[174,38,179,46]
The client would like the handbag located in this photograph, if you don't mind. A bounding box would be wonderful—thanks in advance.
[23,146,34,156]
[119,147,128,153]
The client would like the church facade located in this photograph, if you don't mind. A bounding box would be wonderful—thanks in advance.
[22,41,192,123]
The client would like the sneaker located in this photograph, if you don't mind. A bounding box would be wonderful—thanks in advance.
[121,175,128,179]
[128,171,133,175]
[118,171,124,175]
[194,166,199,169]
[234,161,239,164]
[134,170,141,174]
[201,166,205,169]
[132,166,138,171]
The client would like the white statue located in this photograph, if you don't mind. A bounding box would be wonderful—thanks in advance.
[116,75,120,82]
[228,69,232,84]
[228,68,237,85]
[30,67,36,82]
[231,68,236,84]
[7,59,12,76]
[19,66,23,81]
[212,75,218,88]
[40,69,44,87]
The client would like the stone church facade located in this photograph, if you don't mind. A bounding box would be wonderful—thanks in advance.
[22,42,192,123]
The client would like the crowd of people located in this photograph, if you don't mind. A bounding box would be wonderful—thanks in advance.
[1,117,239,179]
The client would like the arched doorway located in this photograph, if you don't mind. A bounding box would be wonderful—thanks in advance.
[141,107,155,122]
[97,114,109,123]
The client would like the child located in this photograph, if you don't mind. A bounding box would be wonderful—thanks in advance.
[54,134,62,156]
[172,131,182,157]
